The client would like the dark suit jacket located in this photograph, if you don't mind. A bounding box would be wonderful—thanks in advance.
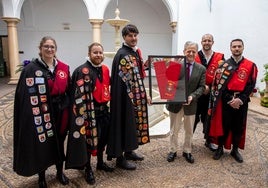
[166,62,206,115]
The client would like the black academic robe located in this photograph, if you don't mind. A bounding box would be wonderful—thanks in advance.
[13,59,61,176]
[65,61,98,169]
[106,44,150,159]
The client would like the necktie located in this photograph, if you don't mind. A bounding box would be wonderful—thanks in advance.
[187,63,192,80]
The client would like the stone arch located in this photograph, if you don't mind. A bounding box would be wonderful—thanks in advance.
[162,0,178,22]
[16,0,25,18]
[16,0,92,73]
[3,1,31,19]
[103,0,173,58]
[9,0,107,19]
[82,0,111,19]
[1,0,179,78]
[11,0,177,22]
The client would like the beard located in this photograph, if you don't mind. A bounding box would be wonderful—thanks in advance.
[232,51,242,57]
[203,45,211,51]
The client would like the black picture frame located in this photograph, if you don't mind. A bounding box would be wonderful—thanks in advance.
[148,55,187,104]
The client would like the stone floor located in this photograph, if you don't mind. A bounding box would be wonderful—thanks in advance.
[0,77,267,188]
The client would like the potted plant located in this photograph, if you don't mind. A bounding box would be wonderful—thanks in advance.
[15,59,31,74]
[260,63,268,107]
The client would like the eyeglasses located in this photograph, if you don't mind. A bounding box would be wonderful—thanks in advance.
[42,45,56,50]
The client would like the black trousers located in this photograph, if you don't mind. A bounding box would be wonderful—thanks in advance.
[194,94,209,134]
[52,102,67,161]
[95,109,110,152]
[219,102,248,147]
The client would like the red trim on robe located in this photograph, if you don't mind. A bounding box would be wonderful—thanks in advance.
[93,65,111,103]
[136,48,146,78]
[195,52,224,85]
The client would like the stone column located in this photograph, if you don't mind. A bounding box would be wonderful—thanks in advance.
[2,17,20,84]
[89,19,104,43]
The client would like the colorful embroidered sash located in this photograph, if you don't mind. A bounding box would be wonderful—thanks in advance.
[208,60,237,116]
[118,54,150,145]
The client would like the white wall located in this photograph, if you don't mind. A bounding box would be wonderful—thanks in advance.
[178,0,268,90]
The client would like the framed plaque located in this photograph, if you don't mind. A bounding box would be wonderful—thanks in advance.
[148,55,187,104]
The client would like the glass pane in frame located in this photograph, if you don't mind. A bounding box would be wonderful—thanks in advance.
[148,55,187,104]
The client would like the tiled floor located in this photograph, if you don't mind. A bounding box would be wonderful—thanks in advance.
[0,77,267,188]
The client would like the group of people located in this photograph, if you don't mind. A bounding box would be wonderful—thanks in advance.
[166,34,258,165]
[13,24,258,188]
[13,24,150,188]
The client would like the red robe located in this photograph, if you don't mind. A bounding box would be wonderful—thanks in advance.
[195,51,224,85]
[209,57,258,149]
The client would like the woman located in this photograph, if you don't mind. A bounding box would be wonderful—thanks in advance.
[13,36,70,188]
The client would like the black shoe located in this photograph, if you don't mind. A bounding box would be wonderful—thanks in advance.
[213,146,224,160]
[182,152,194,163]
[230,149,243,163]
[116,157,136,170]
[205,141,217,152]
[124,151,144,161]
[38,180,47,188]
[97,162,114,172]
[167,152,177,162]
[85,168,95,185]
[56,172,69,185]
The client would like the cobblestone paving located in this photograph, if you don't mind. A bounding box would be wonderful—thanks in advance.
[0,91,267,188]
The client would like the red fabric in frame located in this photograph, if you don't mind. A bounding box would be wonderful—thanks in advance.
[154,61,181,100]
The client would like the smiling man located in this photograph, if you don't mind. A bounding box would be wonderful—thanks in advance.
[66,42,114,185]
[194,34,225,152]
[106,24,151,170]
[166,41,206,164]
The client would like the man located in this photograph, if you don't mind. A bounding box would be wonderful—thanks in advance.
[106,24,151,170]
[166,41,206,164]
[209,39,258,163]
[194,34,225,151]
[66,42,113,185]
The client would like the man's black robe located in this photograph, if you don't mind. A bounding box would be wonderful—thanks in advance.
[106,44,150,159]
[65,61,98,169]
